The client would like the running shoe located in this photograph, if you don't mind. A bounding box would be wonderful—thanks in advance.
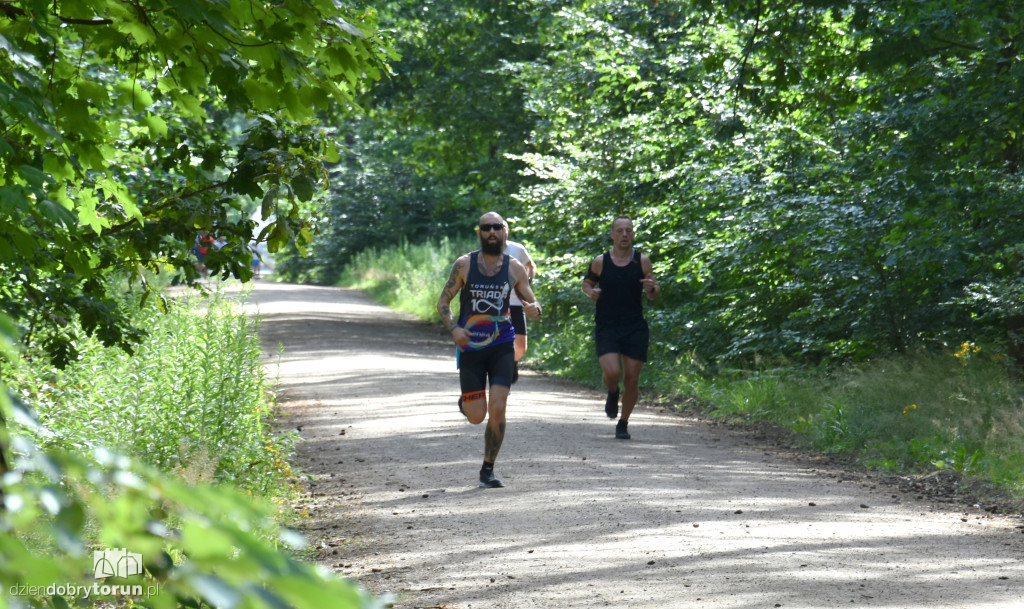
[605,389,620,419]
[479,470,505,488]
[615,419,630,440]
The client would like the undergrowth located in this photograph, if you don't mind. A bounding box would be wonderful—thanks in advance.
[3,283,296,500]
[339,236,475,321]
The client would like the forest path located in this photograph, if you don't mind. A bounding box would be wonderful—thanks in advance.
[240,281,1024,609]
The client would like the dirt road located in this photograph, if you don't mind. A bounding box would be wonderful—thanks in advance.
[242,281,1024,609]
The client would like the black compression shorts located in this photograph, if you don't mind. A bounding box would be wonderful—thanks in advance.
[459,341,516,399]
[509,305,527,337]
[595,320,649,362]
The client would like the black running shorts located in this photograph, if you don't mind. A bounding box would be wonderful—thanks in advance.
[459,341,516,397]
[509,305,527,337]
[595,320,649,362]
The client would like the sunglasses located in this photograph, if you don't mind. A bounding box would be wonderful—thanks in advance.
[478,223,504,232]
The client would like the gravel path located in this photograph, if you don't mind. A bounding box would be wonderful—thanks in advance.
[242,281,1024,609]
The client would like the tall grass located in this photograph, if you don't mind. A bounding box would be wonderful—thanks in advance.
[4,286,295,498]
[335,237,1024,499]
[660,345,1024,493]
[339,236,476,321]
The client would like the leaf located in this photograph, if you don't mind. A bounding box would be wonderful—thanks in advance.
[99,176,143,222]
[0,312,19,364]
[77,143,107,172]
[181,520,236,560]
[187,573,242,609]
[261,186,280,221]
[328,17,367,40]
[0,33,41,69]
[118,20,157,45]
[170,90,208,119]
[75,81,110,105]
[0,186,30,213]
[38,197,77,227]
[76,191,110,234]
[243,79,278,111]
[115,80,155,110]
[18,164,47,188]
[291,176,316,202]
[142,114,169,139]
[44,155,76,181]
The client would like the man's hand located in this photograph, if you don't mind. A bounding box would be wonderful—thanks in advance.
[640,277,659,299]
[586,287,602,302]
[451,326,470,347]
[525,301,542,320]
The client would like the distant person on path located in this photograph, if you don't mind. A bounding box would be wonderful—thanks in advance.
[193,232,214,278]
[581,216,660,440]
[502,219,536,383]
[250,242,262,278]
[437,211,543,488]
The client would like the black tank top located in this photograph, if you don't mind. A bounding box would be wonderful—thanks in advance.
[595,249,645,327]
[457,252,515,351]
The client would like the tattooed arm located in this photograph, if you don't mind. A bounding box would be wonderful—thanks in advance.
[438,255,471,346]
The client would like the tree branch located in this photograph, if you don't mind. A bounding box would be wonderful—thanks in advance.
[102,181,231,236]
[59,16,114,26]
[0,1,25,19]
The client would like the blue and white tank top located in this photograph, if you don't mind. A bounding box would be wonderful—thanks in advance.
[457,252,515,352]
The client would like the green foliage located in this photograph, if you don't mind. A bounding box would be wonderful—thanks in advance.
[339,237,476,321]
[0,297,381,609]
[265,0,1024,369]
[0,0,392,364]
[1,409,383,609]
[4,285,294,495]
[274,0,550,282]
[699,346,1024,490]
[499,0,1024,365]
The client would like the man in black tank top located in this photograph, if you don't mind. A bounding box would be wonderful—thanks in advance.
[582,216,660,439]
[437,211,543,487]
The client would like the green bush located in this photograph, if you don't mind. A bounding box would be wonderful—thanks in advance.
[689,346,1024,491]
[1,397,384,609]
[0,303,383,609]
[4,286,295,497]
[339,236,476,322]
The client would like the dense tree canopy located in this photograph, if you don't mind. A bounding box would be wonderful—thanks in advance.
[275,0,548,283]
[293,0,1024,369]
[511,0,1024,366]
[0,0,392,363]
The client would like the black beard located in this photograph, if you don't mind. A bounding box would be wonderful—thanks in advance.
[479,236,505,255]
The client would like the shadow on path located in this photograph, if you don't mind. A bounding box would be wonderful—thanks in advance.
[242,282,1024,609]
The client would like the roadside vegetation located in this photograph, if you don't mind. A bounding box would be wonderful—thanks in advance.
[339,239,1024,505]
[1,281,387,609]
[1,1,390,606]
[4,286,296,497]
[340,237,477,321]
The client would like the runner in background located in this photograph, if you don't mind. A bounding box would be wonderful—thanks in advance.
[502,219,536,383]
[581,216,660,440]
